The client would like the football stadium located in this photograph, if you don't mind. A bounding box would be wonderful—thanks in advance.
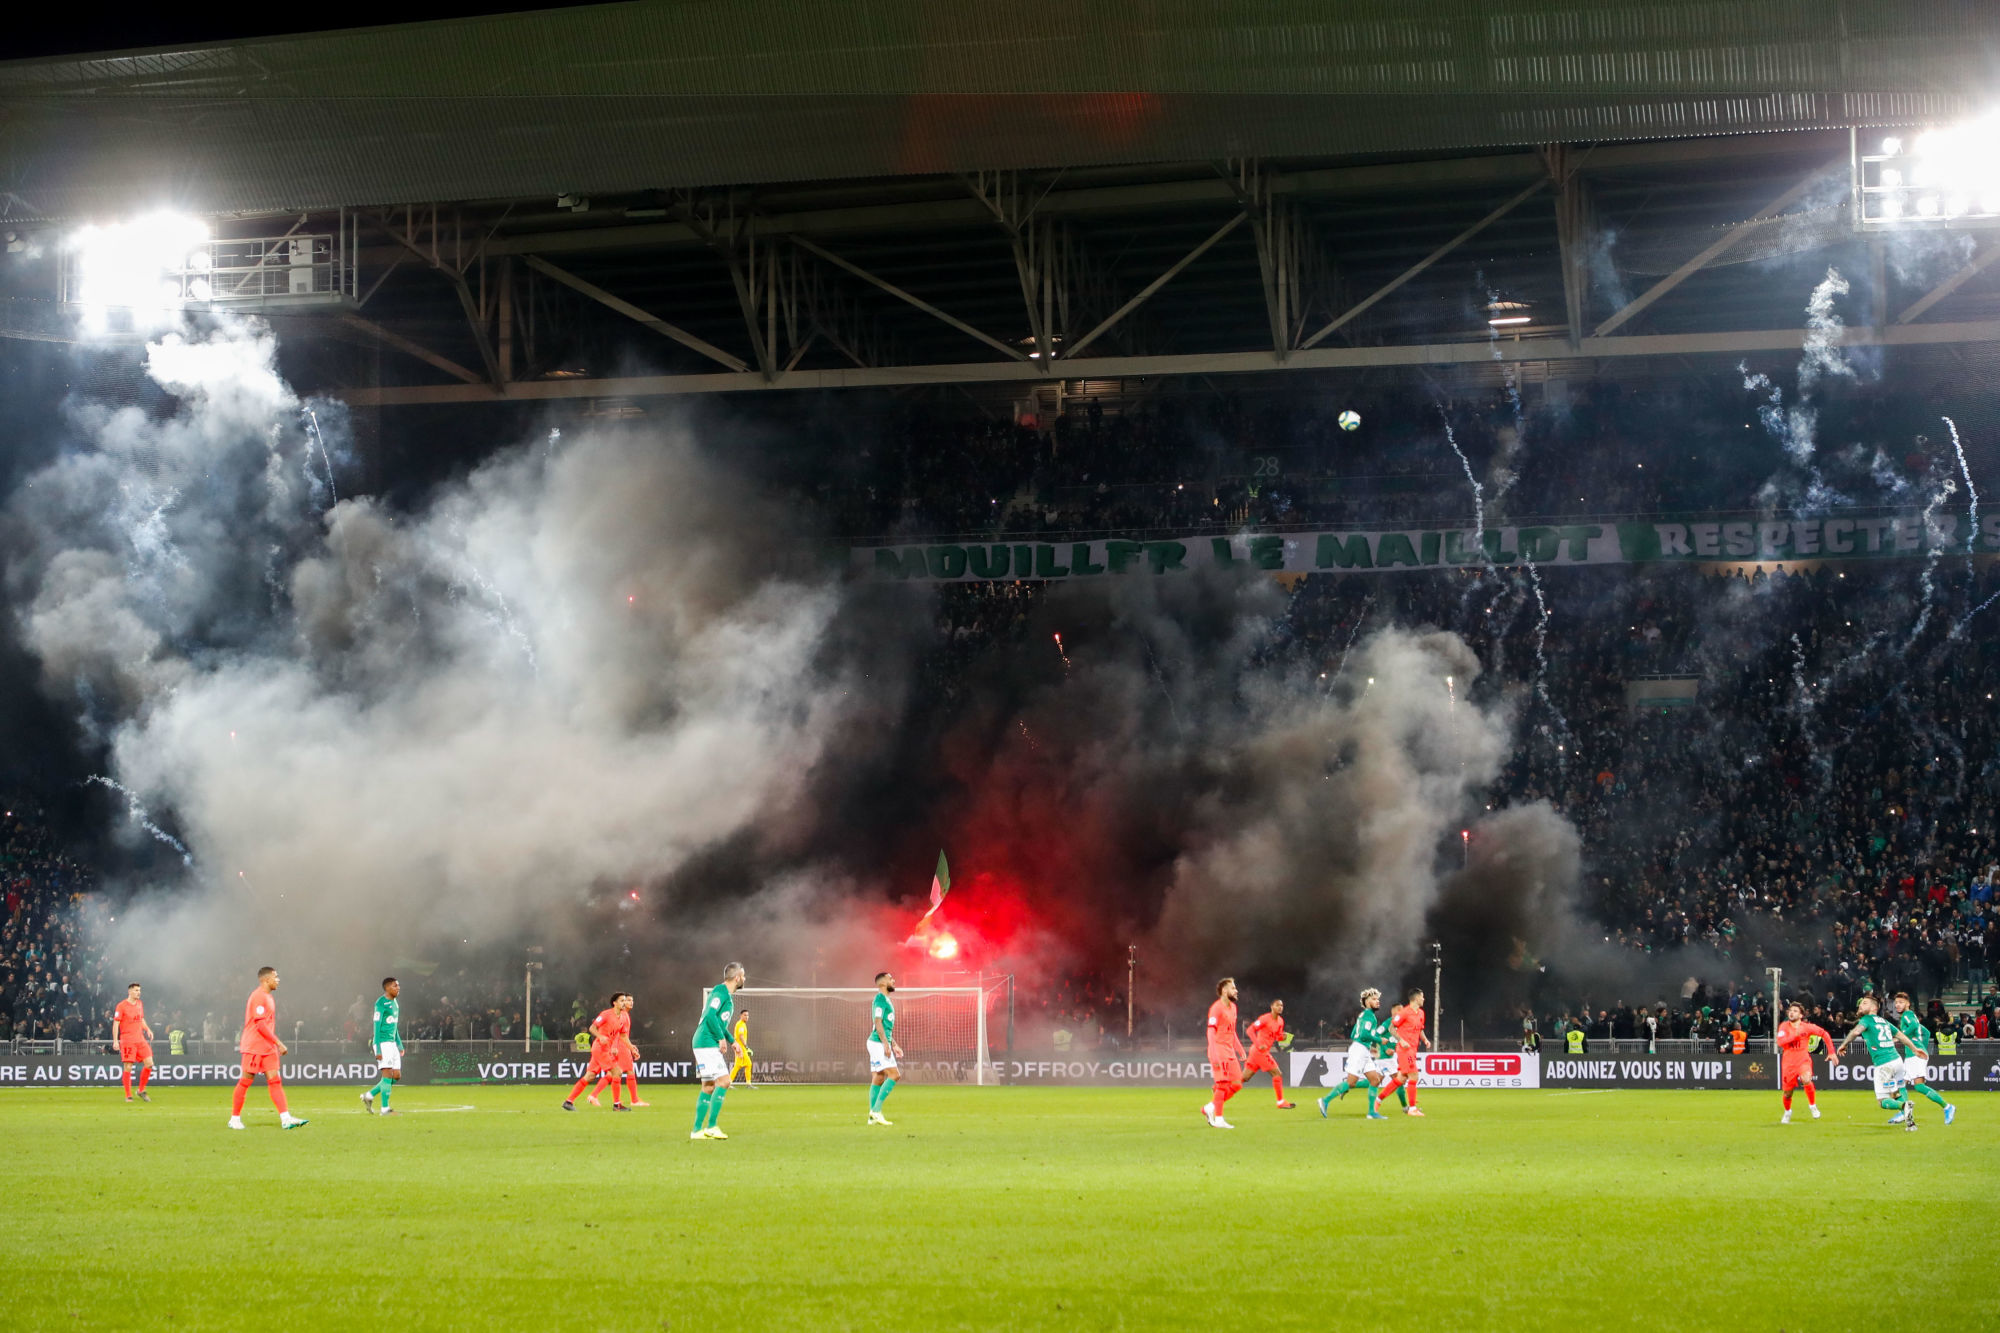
[5,3,2000,1328]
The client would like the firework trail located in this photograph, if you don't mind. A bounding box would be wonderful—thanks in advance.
[1143,641,1183,735]
[304,407,338,507]
[1053,632,1072,674]
[1944,415,1979,570]
[1328,594,1375,692]
[1440,407,1500,632]
[1951,585,2000,641]
[1788,632,1829,788]
[1905,476,1957,651]
[444,523,539,675]
[85,775,194,865]
[1523,559,1572,765]
[1440,410,1487,559]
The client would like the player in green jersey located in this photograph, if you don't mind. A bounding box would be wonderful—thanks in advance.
[1888,991,1957,1125]
[1317,987,1390,1121]
[690,962,745,1141]
[362,978,401,1115]
[867,971,903,1126]
[1835,995,1923,1131]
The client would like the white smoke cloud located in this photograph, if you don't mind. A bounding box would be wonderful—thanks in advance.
[1144,625,1521,990]
[6,317,860,988]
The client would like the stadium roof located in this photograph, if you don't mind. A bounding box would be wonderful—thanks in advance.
[4,1,2000,406]
[3,0,1995,220]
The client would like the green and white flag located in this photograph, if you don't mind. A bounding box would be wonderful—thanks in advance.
[918,850,950,925]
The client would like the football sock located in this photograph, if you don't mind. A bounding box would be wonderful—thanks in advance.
[1272,1074,1286,1102]
[1803,1085,1816,1106]
[878,1078,896,1112]
[138,1066,151,1092]
[1912,1082,1948,1107]
[869,1082,883,1113]
[378,1079,392,1110]
[624,1073,639,1102]
[268,1077,288,1114]
[122,1066,133,1096]
[568,1074,592,1101]
[1395,1082,1408,1108]
[1406,1083,1419,1107]
[706,1086,726,1128]
[693,1090,712,1132]
[594,1074,615,1098]
[1782,1091,1794,1110]
[232,1076,252,1115]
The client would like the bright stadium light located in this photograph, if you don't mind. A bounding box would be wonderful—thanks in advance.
[64,211,211,331]
[1857,112,2000,230]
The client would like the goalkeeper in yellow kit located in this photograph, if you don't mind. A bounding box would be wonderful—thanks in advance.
[728,1010,755,1087]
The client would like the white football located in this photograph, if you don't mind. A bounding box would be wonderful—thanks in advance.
[1338,410,1361,431]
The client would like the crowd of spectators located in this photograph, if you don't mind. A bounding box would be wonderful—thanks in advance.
[1,796,108,1042]
[811,377,1980,542]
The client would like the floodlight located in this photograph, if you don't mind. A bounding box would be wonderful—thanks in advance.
[65,211,210,330]
[1856,111,2000,230]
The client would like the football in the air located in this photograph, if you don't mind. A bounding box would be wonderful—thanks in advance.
[1337,410,1361,431]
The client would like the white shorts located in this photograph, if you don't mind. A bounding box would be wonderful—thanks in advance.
[1375,1057,1399,1080]
[1344,1043,1375,1080]
[1900,1056,1929,1084]
[375,1041,402,1072]
[867,1040,898,1073]
[694,1047,729,1082]
[1870,1063,1904,1101]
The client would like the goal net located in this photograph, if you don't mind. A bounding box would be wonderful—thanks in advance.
[722,987,992,1085]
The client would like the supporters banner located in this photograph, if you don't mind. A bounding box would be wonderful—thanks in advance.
[1288,1050,1541,1089]
[855,509,1997,582]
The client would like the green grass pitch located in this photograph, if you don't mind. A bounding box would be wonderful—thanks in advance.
[3,1084,1994,1331]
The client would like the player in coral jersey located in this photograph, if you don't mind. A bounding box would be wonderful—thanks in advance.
[1376,988,1431,1116]
[1775,1001,1835,1123]
[1243,999,1295,1108]
[112,982,155,1102]
[563,994,635,1110]
[610,995,646,1108]
[1202,977,1246,1129]
[229,967,306,1130]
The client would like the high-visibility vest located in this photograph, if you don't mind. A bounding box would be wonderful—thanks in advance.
[1730,1029,1747,1054]
[1565,1029,1586,1054]
[573,1031,591,1051]
[168,1029,185,1056]
[1936,1029,1959,1055]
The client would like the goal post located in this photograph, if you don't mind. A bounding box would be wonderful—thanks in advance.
[717,986,996,1085]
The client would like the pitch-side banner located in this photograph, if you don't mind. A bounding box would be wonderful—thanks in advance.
[855,510,1999,582]
[1289,1051,1541,1089]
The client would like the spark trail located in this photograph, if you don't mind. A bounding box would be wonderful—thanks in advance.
[1328,594,1375,693]
[1441,411,1487,556]
[1944,415,1979,573]
[1904,476,1957,651]
[85,775,194,865]
[1523,559,1572,764]
[304,408,338,507]
[1788,633,1829,787]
